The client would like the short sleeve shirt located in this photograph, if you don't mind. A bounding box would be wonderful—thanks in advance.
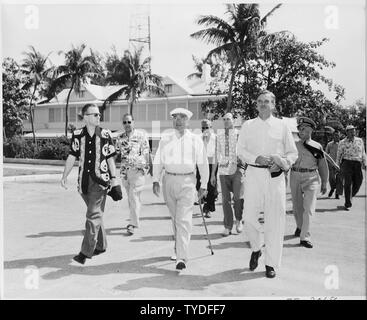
[115,129,150,179]
[69,126,116,194]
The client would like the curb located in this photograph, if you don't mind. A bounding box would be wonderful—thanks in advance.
[3,158,76,166]
[3,173,63,182]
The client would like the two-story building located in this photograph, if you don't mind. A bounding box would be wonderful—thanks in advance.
[24,76,227,152]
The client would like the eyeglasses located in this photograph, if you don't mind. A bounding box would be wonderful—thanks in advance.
[86,113,101,117]
[202,127,209,130]
[123,121,132,124]
[223,118,232,121]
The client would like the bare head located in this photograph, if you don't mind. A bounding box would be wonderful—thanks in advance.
[82,103,101,127]
[256,90,276,119]
[223,113,234,129]
[122,113,134,133]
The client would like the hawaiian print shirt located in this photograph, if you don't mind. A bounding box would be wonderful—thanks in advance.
[336,137,366,166]
[69,126,116,194]
[115,129,150,179]
[216,128,240,175]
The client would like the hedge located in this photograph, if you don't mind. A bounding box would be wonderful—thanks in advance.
[3,135,70,160]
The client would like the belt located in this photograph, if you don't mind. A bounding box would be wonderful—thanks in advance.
[248,164,269,169]
[166,171,194,176]
[291,167,317,173]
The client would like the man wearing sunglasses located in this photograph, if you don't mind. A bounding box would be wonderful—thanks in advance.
[196,119,218,218]
[115,113,152,235]
[61,103,118,265]
[213,113,245,237]
[152,108,208,270]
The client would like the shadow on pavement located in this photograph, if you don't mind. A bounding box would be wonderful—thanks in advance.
[114,267,265,292]
[316,206,346,213]
[130,233,224,243]
[26,227,124,238]
[4,254,265,291]
[140,216,171,221]
[211,241,250,250]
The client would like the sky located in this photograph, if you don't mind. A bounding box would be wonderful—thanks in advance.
[1,0,365,106]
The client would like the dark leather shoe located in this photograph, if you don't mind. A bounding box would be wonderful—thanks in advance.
[93,249,106,256]
[300,240,313,248]
[345,202,352,208]
[249,250,262,271]
[335,194,339,199]
[328,189,334,198]
[294,228,301,237]
[73,253,87,264]
[176,260,186,270]
[265,265,276,278]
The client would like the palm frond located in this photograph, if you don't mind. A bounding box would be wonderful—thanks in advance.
[260,4,282,28]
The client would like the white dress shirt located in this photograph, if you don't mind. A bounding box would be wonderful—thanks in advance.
[153,129,209,189]
[237,115,298,168]
[201,131,216,159]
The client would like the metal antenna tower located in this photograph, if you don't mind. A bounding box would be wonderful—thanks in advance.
[129,5,151,70]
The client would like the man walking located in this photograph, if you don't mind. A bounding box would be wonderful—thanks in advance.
[115,113,151,235]
[336,125,366,211]
[237,90,298,278]
[196,119,218,218]
[61,103,118,264]
[214,113,245,236]
[290,117,328,249]
[325,131,342,199]
[152,108,208,270]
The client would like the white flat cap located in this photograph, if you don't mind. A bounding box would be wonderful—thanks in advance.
[346,125,355,130]
[170,107,193,119]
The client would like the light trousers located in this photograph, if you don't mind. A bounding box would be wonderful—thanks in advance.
[290,171,320,241]
[162,174,196,263]
[243,166,286,268]
[122,168,146,227]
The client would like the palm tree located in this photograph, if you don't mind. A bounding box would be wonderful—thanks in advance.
[104,47,165,115]
[21,46,51,143]
[187,55,206,80]
[52,44,101,136]
[191,3,282,112]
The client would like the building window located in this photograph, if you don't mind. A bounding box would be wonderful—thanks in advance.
[69,107,77,122]
[49,108,62,122]
[188,102,199,120]
[78,90,85,98]
[164,84,173,93]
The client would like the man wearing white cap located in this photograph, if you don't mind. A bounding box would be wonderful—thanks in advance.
[336,125,366,210]
[152,107,209,270]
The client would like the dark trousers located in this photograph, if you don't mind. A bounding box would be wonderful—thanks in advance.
[328,166,343,195]
[80,177,107,257]
[219,169,244,230]
[196,164,218,212]
[341,160,363,206]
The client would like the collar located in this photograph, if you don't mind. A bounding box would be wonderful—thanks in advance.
[83,125,102,138]
[256,114,276,125]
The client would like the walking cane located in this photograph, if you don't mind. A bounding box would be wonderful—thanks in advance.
[198,199,214,255]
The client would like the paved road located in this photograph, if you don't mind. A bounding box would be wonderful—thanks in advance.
[2,165,366,299]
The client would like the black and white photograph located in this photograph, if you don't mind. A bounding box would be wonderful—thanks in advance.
[1,0,366,301]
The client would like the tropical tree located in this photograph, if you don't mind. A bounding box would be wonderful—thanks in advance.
[52,44,102,136]
[103,47,165,115]
[21,46,51,143]
[191,3,282,112]
[187,55,206,80]
[2,58,31,139]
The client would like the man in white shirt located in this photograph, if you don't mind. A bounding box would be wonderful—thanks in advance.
[237,90,298,278]
[152,108,209,270]
[196,119,218,218]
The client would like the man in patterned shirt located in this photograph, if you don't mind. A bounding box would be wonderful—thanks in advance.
[336,125,366,211]
[212,113,245,237]
[61,103,118,264]
[115,113,152,235]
